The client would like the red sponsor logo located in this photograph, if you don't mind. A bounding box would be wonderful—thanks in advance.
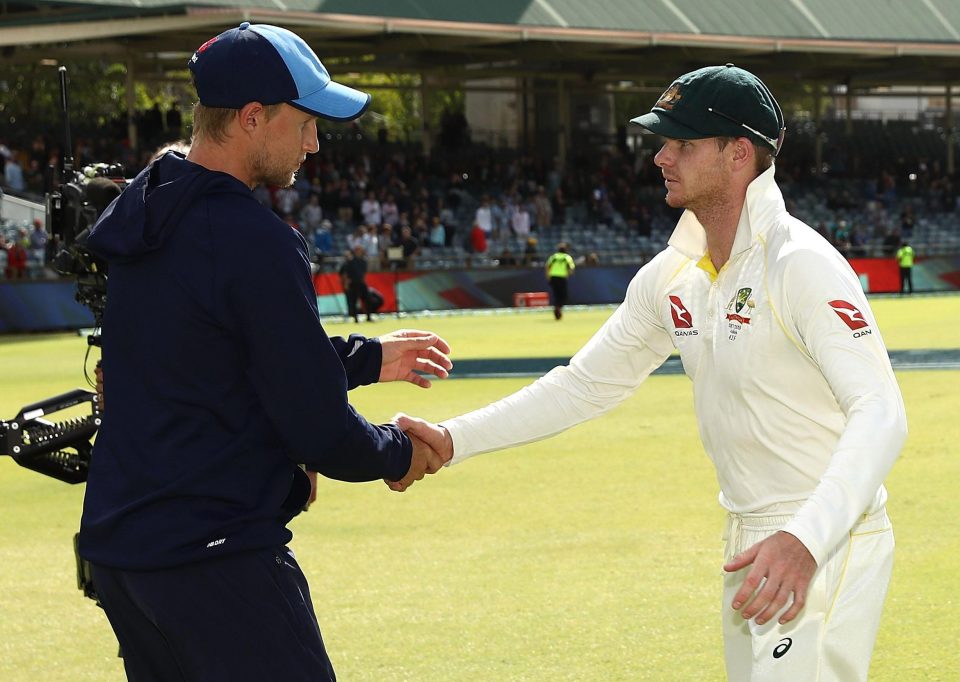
[669,295,694,329]
[725,313,750,324]
[828,300,869,330]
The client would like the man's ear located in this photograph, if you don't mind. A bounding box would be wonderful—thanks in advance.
[237,102,266,134]
[731,136,755,171]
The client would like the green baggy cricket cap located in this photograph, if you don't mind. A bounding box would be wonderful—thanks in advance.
[631,64,785,154]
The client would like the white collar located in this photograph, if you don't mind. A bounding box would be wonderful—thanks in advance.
[667,164,785,261]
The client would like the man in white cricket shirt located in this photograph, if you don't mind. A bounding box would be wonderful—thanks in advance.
[396,64,907,681]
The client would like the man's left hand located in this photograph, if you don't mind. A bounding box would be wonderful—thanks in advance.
[723,530,817,625]
[304,470,318,510]
[378,329,452,388]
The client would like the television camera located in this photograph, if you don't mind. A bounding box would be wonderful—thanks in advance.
[1,67,126,602]
[2,66,122,483]
[0,156,119,484]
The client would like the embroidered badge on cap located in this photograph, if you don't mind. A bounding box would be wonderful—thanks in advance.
[656,83,683,110]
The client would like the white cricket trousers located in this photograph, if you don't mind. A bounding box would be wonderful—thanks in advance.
[721,505,893,682]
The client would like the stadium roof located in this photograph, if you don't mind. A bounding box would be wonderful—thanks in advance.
[3,0,960,91]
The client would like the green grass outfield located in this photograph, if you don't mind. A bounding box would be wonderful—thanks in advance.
[1,294,958,681]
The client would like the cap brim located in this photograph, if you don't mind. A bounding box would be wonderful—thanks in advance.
[292,80,372,122]
[629,110,709,140]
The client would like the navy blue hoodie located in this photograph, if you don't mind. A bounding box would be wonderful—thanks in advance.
[78,152,411,569]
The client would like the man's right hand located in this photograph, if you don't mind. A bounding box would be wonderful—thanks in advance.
[386,413,454,492]
[385,430,446,492]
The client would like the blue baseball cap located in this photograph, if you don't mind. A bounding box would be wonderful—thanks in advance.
[188,22,371,122]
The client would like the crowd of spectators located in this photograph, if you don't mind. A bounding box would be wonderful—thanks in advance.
[2,114,960,280]
[0,218,53,279]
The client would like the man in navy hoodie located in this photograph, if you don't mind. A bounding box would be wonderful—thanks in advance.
[78,23,452,682]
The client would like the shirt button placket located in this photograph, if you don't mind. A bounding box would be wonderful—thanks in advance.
[704,279,718,340]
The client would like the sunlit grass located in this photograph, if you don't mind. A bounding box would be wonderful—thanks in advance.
[1,295,957,680]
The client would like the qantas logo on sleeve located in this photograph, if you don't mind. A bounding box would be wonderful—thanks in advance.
[669,296,693,328]
[829,300,869,330]
[669,296,697,335]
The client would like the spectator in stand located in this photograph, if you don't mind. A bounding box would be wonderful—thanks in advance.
[4,154,25,192]
[510,195,531,239]
[428,215,446,247]
[381,193,400,227]
[5,231,27,278]
[399,224,419,269]
[29,218,48,268]
[379,223,396,264]
[491,196,509,242]
[275,184,299,218]
[469,223,488,255]
[361,223,380,270]
[299,194,324,234]
[533,186,553,229]
[411,217,429,246]
[361,189,382,226]
[439,198,459,248]
[346,224,368,252]
[523,236,538,266]
[474,195,493,239]
[16,225,30,248]
[313,219,333,266]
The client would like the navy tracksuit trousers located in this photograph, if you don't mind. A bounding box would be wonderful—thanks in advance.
[91,546,336,681]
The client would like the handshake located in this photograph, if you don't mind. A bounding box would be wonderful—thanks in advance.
[386,414,454,492]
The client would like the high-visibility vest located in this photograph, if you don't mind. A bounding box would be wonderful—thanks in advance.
[896,245,914,268]
[547,252,575,278]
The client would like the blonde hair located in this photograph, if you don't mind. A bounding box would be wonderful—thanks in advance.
[190,102,284,145]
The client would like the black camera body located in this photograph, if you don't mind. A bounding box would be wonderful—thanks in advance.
[48,162,126,334]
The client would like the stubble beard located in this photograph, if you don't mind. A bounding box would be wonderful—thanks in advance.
[250,144,298,188]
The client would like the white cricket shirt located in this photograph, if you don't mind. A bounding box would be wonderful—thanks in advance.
[444,166,907,565]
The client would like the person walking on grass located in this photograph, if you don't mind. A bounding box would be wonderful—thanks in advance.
[545,242,575,320]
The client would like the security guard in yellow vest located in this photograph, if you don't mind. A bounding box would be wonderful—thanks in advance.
[545,242,575,320]
[895,240,914,294]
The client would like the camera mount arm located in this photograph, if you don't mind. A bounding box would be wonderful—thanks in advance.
[0,389,100,484]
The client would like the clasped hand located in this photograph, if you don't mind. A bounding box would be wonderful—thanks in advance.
[384,413,454,492]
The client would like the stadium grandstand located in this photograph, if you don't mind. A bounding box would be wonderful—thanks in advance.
[3,0,960,324]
